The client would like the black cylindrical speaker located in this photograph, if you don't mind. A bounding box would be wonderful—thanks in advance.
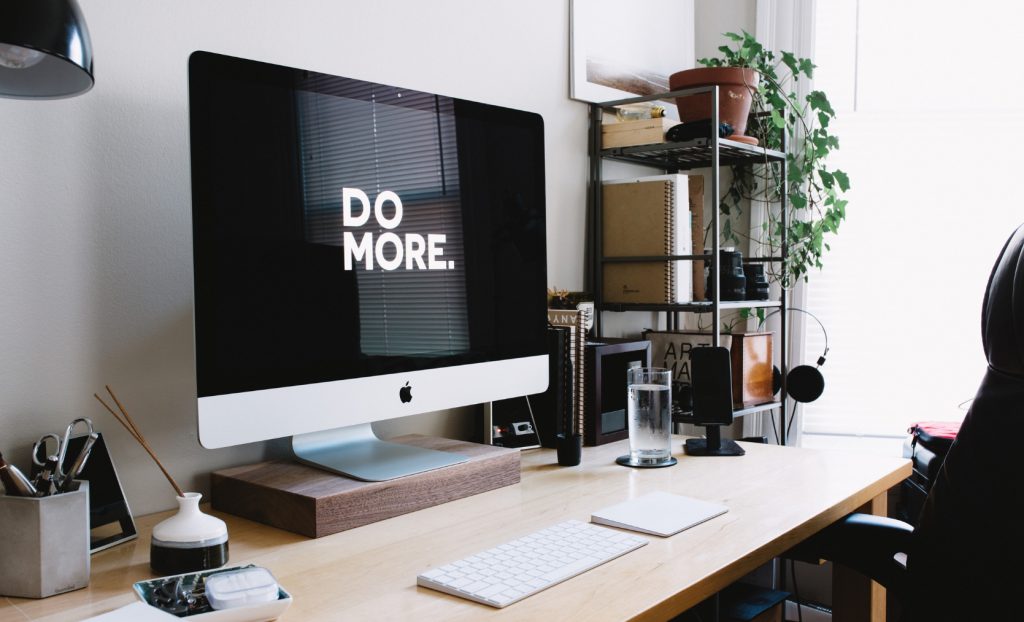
[743,263,770,300]
[706,249,746,300]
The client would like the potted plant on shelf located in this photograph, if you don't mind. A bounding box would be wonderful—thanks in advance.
[669,66,760,144]
[671,31,849,288]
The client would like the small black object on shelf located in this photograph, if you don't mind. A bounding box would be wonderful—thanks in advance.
[673,380,693,413]
[706,249,747,301]
[743,263,770,300]
[665,119,734,142]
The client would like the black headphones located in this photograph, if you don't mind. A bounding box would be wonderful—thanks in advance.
[760,308,830,403]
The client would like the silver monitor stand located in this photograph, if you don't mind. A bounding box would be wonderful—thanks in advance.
[292,423,468,482]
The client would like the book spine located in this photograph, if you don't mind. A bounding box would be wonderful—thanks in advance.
[547,309,587,436]
[664,181,675,304]
[689,176,706,301]
[574,317,585,435]
[560,329,573,437]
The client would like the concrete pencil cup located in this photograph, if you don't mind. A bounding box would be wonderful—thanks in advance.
[0,481,90,598]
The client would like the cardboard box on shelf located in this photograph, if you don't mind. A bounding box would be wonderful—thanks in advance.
[601,117,679,149]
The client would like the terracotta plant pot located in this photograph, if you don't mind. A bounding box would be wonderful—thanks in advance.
[668,67,759,142]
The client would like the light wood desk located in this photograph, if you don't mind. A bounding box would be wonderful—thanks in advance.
[2,438,910,622]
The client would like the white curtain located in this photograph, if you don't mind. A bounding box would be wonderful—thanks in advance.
[751,0,817,446]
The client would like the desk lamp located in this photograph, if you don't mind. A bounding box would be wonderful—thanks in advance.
[0,0,93,99]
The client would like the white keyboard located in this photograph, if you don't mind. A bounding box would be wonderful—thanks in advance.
[417,519,647,608]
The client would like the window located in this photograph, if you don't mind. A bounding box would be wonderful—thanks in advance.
[803,1,1024,437]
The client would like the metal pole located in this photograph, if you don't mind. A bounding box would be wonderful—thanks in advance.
[711,86,721,347]
[589,103,603,337]
[779,132,789,446]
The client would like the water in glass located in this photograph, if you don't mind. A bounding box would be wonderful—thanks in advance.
[627,376,672,465]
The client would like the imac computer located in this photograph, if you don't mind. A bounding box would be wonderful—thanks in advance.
[187,52,549,481]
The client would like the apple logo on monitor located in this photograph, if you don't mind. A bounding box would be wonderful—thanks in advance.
[400,382,413,403]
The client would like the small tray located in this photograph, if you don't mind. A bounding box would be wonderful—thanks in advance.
[133,565,292,621]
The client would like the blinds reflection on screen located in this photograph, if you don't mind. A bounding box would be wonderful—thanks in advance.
[296,83,469,357]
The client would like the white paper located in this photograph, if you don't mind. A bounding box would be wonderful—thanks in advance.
[82,602,179,621]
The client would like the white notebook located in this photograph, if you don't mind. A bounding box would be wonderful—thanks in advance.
[591,492,728,537]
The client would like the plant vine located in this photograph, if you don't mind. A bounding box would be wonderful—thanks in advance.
[699,31,850,287]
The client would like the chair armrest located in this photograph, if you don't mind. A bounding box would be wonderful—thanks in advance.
[789,513,914,595]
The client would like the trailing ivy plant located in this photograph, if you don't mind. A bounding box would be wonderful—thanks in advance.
[699,31,849,287]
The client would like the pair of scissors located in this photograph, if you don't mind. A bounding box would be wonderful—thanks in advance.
[32,417,96,485]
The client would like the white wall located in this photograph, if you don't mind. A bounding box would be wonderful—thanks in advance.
[0,0,595,515]
[0,0,750,515]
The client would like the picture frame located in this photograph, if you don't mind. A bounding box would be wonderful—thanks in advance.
[34,433,138,553]
[570,0,696,104]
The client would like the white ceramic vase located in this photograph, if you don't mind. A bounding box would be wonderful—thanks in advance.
[150,492,229,575]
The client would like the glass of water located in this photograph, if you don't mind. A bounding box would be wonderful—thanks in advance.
[617,367,676,468]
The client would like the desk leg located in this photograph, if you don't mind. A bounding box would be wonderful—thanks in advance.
[832,492,886,622]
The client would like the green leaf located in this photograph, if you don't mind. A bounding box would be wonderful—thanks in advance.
[724,32,744,42]
[818,170,834,189]
[799,58,816,78]
[790,193,807,209]
[787,164,804,184]
[770,109,786,129]
[833,170,851,192]
[808,91,835,116]
[780,51,799,76]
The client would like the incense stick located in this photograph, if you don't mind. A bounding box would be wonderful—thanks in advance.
[94,387,185,498]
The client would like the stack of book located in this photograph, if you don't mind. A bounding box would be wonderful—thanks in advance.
[602,174,703,304]
[547,308,588,442]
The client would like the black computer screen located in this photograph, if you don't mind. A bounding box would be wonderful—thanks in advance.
[188,52,548,398]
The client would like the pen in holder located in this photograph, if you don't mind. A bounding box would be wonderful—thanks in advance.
[94,385,229,575]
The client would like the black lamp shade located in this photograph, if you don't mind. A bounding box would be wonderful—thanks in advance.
[0,0,94,99]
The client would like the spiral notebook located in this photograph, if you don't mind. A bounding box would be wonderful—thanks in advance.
[602,175,692,304]
[591,491,728,537]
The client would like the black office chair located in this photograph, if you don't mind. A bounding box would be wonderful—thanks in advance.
[797,224,1024,621]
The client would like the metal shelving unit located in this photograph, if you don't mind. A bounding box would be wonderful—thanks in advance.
[587,85,793,445]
